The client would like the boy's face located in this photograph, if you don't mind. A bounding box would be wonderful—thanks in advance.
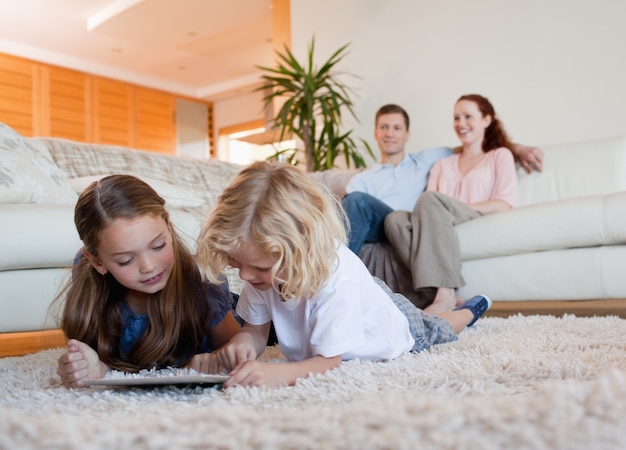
[228,242,277,291]
[374,113,410,158]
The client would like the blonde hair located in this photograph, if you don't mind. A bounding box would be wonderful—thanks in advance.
[196,161,347,300]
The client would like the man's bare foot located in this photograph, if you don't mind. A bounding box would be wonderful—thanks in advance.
[423,288,457,315]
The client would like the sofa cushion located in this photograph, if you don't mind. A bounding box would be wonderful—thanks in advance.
[0,124,76,205]
[517,134,626,205]
[0,203,204,271]
[457,191,626,261]
[309,168,363,198]
[38,137,243,211]
[458,245,626,301]
[0,204,81,270]
[68,175,206,209]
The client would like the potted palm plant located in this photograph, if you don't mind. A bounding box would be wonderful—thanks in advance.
[256,38,373,172]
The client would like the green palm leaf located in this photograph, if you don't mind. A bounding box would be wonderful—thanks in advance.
[256,37,372,171]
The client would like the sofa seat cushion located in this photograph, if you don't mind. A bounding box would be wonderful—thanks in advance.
[457,190,626,261]
[458,245,626,301]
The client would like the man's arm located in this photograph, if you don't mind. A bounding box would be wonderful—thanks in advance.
[511,143,544,173]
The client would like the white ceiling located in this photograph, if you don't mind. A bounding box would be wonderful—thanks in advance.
[0,0,276,101]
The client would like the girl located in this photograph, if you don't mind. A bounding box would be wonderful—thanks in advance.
[53,174,241,388]
[385,94,519,313]
[195,161,490,388]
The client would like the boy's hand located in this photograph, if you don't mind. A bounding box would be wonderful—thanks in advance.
[223,355,343,388]
[223,360,288,388]
[215,332,258,371]
[185,352,223,374]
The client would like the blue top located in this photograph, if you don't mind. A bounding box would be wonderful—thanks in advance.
[118,280,234,359]
[73,249,235,361]
[345,147,453,211]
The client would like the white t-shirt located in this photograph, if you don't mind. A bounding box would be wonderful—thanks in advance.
[235,245,415,362]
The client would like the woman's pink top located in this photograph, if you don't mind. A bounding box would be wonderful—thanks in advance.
[426,147,519,207]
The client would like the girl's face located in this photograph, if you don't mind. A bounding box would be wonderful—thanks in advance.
[228,242,277,291]
[86,214,175,296]
[453,99,492,148]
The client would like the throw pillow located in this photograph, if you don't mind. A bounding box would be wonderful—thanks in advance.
[68,175,206,209]
[0,123,77,204]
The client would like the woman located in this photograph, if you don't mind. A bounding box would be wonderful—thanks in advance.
[384,94,519,313]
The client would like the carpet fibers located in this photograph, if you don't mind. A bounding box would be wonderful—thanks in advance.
[1,314,626,449]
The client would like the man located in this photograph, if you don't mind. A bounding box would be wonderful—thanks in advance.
[342,104,543,255]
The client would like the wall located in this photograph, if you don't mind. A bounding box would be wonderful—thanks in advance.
[212,89,265,160]
[290,0,626,161]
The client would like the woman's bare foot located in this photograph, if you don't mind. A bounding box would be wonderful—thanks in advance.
[423,287,457,314]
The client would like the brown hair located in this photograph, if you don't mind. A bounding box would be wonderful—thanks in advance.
[376,104,410,130]
[52,175,214,372]
[457,94,514,153]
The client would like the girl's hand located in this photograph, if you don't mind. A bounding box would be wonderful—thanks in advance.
[185,352,224,374]
[57,339,108,388]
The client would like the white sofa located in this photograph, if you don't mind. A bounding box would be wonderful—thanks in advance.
[318,134,626,316]
[1,121,626,340]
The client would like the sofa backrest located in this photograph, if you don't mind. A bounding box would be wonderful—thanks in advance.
[517,134,626,206]
[33,133,626,211]
[36,137,244,212]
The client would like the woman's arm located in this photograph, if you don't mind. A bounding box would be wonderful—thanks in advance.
[223,354,343,388]
[467,198,512,214]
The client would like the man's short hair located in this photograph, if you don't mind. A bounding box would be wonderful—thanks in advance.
[375,104,410,130]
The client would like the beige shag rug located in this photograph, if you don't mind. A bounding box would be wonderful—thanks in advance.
[1,314,626,449]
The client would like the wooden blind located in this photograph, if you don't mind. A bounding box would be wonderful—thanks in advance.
[92,76,132,146]
[135,87,175,153]
[0,53,35,136]
[0,52,212,155]
[45,66,89,141]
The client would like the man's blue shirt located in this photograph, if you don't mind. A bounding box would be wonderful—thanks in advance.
[345,147,453,211]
